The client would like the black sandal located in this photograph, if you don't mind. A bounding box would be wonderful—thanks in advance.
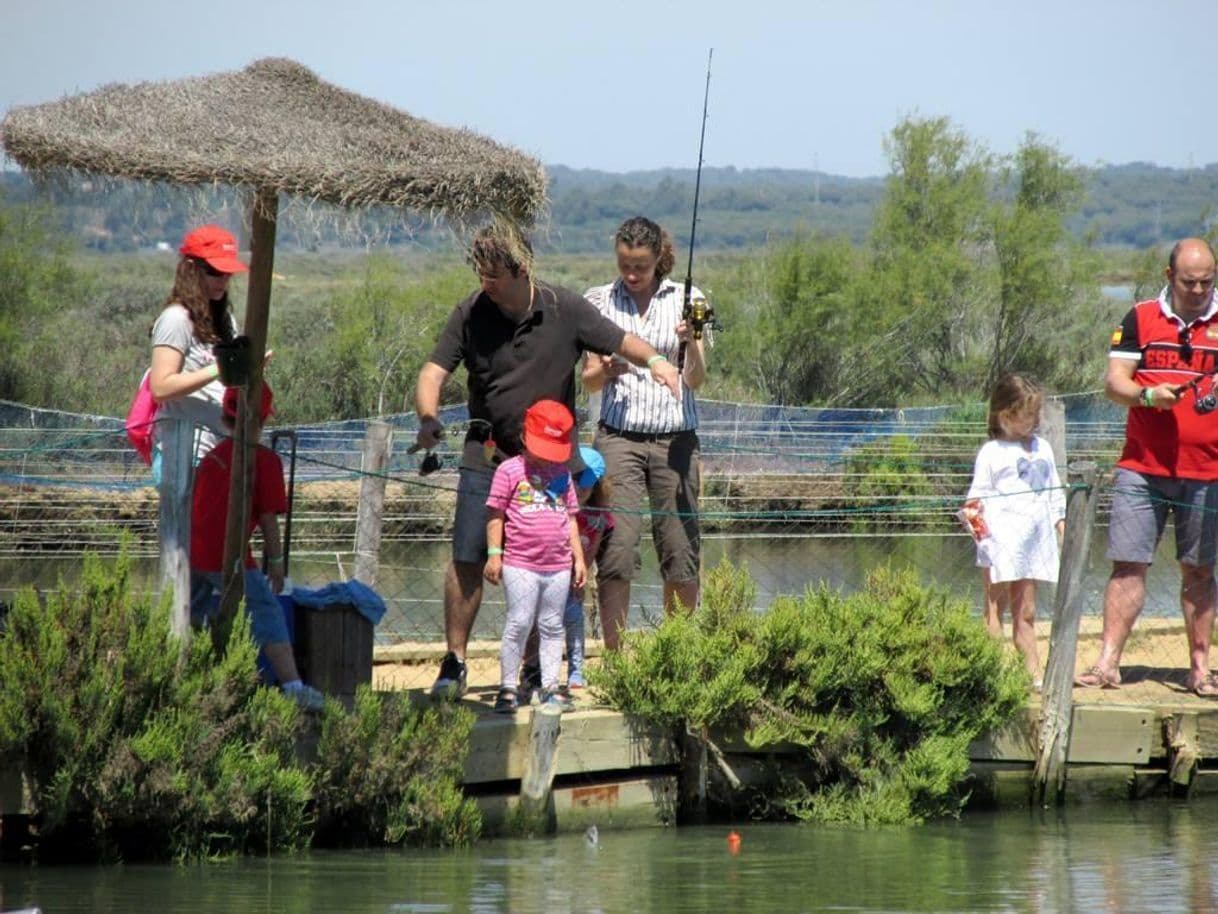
[494,688,519,713]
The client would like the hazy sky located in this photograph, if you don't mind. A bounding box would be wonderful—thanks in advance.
[1,0,1208,177]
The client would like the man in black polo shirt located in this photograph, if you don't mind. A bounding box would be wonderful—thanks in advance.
[414,222,680,697]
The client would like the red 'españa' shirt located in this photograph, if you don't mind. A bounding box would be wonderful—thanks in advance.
[1110,291,1218,480]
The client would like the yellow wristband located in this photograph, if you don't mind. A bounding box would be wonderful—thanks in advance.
[487,547,504,556]
[207,363,220,380]
[646,354,667,368]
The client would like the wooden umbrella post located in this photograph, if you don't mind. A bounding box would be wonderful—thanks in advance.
[215,188,279,652]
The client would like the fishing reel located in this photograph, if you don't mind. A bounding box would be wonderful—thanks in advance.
[683,295,721,340]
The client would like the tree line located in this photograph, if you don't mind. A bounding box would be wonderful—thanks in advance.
[3,141,1217,254]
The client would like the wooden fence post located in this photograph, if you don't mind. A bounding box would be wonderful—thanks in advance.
[354,419,392,586]
[518,704,563,834]
[1034,460,1100,804]
[158,417,194,641]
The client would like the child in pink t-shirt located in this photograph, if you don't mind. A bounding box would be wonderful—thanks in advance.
[485,400,587,712]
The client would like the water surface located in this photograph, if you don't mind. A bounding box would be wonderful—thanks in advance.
[3,802,1214,912]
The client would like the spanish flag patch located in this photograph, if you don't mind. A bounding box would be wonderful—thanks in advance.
[1111,327,1122,345]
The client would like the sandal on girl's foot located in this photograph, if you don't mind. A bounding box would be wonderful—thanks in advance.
[494,688,520,713]
[1189,672,1218,698]
[1074,665,1121,689]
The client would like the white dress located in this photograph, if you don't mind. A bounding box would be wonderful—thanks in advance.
[966,435,1066,583]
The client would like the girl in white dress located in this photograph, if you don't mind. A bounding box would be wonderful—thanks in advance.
[962,374,1066,686]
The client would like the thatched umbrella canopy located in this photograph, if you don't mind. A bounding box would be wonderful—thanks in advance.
[1,56,546,222]
[1,57,548,645]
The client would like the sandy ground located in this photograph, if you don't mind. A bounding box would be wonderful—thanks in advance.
[371,616,1218,711]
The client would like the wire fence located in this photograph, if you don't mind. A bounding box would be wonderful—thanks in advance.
[0,392,1209,697]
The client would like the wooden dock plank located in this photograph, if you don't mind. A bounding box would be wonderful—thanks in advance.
[1067,706,1154,764]
[476,775,678,835]
[464,708,678,786]
[969,705,1155,764]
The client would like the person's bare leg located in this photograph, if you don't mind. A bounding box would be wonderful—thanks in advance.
[1092,561,1148,682]
[981,568,1003,638]
[263,641,301,684]
[1180,562,1216,688]
[664,579,699,615]
[598,578,631,651]
[1009,579,1040,681]
[445,560,484,659]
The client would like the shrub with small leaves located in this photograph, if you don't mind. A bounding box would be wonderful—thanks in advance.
[593,560,1027,825]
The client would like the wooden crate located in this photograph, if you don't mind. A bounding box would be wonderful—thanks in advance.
[292,602,373,704]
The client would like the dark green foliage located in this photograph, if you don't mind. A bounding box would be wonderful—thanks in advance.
[594,561,1027,825]
[0,193,94,404]
[0,551,477,861]
[840,434,953,532]
[312,687,481,847]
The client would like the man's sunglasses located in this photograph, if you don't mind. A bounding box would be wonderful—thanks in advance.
[1179,326,1194,365]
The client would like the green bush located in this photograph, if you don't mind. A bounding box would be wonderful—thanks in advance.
[312,687,481,847]
[0,550,478,861]
[841,434,955,533]
[593,561,1027,825]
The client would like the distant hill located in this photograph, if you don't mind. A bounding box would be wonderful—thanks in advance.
[3,161,1217,253]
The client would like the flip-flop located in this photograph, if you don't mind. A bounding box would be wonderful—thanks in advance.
[1074,665,1121,689]
[1189,672,1218,698]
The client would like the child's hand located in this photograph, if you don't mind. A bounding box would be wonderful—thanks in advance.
[572,557,587,591]
[484,554,503,585]
[268,564,285,594]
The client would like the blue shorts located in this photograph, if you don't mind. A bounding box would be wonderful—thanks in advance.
[452,466,494,565]
[1106,467,1218,567]
[190,568,291,645]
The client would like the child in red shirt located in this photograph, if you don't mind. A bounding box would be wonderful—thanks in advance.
[189,384,323,711]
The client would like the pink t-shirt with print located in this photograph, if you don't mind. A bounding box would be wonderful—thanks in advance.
[487,455,580,572]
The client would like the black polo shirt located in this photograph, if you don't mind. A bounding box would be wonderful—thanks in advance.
[429,280,626,456]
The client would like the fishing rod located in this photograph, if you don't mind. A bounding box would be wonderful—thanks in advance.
[678,48,720,371]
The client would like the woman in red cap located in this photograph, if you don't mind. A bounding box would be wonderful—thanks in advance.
[484,399,588,712]
[147,224,248,461]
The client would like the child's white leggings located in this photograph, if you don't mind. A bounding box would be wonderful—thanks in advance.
[500,564,571,692]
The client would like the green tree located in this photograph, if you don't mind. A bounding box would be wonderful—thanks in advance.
[274,255,465,422]
[0,195,90,402]
[718,235,855,404]
[988,134,1095,388]
[854,117,993,403]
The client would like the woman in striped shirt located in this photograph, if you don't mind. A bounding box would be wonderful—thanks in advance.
[582,216,710,648]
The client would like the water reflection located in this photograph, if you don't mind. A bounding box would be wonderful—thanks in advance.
[4,802,1218,912]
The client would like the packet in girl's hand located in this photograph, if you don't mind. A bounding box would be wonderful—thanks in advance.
[957,498,990,542]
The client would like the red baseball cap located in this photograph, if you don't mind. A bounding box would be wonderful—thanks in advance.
[180,225,249,274]
[523,399,574,463]
[222,383,275,422]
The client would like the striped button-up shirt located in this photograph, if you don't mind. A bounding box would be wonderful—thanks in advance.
[584,277,703,433]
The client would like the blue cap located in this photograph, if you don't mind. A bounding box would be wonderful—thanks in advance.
[575,446,605,488]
